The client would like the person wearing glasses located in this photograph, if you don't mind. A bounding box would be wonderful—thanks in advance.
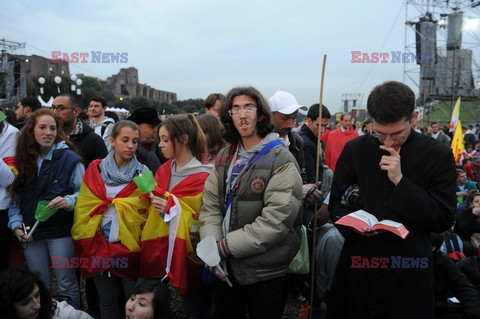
[52,94,108,168]
[199,86,303,319]
[327,81,456,319]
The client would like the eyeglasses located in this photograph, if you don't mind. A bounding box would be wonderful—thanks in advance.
[228,107,257,117]
[372,125,410,141]
[51,105,75,112]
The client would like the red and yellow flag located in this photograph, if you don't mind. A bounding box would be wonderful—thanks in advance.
[4,156,17,195]
[71,159,150,280]
[140,159,209,296]
[452,119,465,164]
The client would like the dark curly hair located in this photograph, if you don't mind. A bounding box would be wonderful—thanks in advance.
[219,86,274,144]
[0,266,56,319]
[12,108,77,192]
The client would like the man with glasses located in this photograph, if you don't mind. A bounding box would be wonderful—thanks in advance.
[52,94,107,168]
[200,86,303,319]
[327,81,456,319]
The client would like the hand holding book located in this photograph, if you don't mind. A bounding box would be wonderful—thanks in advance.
[335,209,409,240]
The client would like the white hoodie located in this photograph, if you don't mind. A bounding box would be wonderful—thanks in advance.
[90,117,115,152]
[0,122,18,209]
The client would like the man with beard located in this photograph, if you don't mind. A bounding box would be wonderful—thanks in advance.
[269,91,329,221]
[88,96,115,152]
[15,97,41,130]
[52,94,107,168]
[52,93,107,318]
[327,81,456,319]
[127,107,165,172]
[200,86,303,319]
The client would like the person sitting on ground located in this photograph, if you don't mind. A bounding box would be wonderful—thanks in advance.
[431,233,480,319]
[0,266,92,319]
[457,169,478,203]
[455,192,480,242]
[460,144,480,166]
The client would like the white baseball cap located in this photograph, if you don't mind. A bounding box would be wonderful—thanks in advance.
[268,91,307,115]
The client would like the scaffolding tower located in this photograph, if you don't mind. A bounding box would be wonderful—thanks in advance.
[404,0,480,121]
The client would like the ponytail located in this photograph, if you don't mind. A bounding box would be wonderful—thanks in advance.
[186,113,207,161]
[161,114,207,162]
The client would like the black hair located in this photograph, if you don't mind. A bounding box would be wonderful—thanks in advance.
[19,97,42,112]
[0,266,56,319]
[58,93,82,109]
[129,279,170,319]
[307,104,330,121]
[367,81,415,124]
[90,96,107,108]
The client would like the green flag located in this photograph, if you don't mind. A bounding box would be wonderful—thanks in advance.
[35,200,57,222]
[133,171,155,194]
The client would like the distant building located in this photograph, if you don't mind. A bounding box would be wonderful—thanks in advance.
[0,51,176,107]
[0,53,69,105]
[100,67,177,104]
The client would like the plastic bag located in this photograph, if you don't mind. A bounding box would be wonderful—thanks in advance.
[288,225,309,274]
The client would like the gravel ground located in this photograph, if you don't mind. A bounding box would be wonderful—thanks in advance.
[60,276,303,318]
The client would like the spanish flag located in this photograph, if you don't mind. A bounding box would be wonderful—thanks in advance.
[140,159,209,296]
[4,156,17,195]
[72,159,150,281]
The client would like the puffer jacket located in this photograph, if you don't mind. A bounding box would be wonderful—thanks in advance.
[200,140,303,285]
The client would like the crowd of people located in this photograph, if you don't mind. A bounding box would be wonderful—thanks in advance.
[0,82,479,319]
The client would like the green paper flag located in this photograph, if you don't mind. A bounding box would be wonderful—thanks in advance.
[133,171,155,194]
[35,200,57,222]
[0,111,6,122]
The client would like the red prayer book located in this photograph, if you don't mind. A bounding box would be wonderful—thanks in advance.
[335,210,409,240]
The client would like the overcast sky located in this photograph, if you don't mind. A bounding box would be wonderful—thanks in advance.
[1,0,478,113]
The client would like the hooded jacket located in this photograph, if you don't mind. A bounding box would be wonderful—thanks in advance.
[200,133,303,285]
[70,119,108,168]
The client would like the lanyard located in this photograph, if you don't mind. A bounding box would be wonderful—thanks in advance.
[223,140,282,216]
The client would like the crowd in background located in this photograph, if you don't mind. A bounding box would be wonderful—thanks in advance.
[0,83,479,319]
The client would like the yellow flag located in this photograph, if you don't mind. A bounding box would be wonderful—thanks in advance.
[449,97,461,132]
[451,119,465,163]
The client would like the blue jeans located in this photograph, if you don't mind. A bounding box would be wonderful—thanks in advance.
[23,236,80,304]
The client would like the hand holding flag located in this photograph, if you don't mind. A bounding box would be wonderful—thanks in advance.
[133,171,155,197]
[26,200,58,239]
